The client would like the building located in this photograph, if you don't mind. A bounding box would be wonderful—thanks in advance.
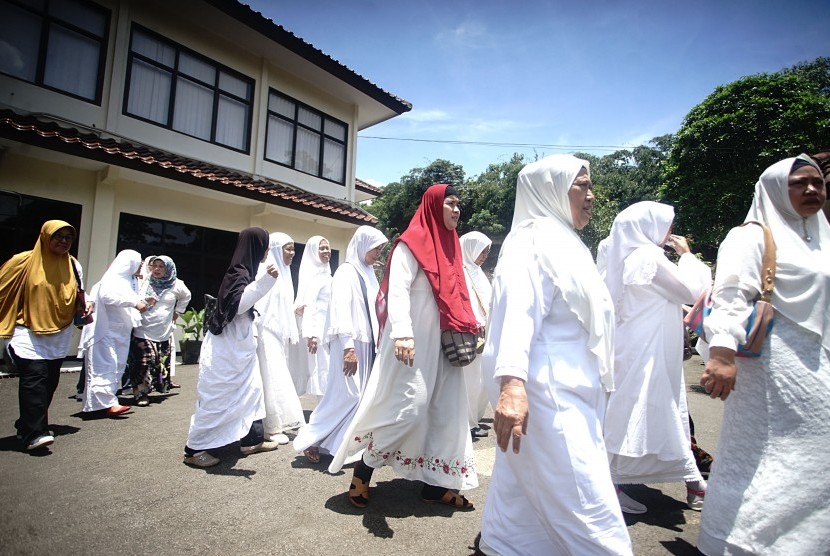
[0,0,410,317]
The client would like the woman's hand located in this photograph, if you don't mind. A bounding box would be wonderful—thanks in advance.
[266,264,279,279]
[295,305,305,316]
[135,301,149,313]
[666,234,691,255]
[494,377,529,454]
[82,302,94,318]
[394,338,415,367]
[700,346,737,400]
[343,348,357,376]
[307,336,318,354]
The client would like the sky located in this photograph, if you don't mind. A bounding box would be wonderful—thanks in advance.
[245,0,829,187]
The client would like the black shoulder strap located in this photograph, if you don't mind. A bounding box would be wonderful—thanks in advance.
[69,256,83,290]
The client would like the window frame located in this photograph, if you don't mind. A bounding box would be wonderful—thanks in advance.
[265,88,349,185]
[0,0,110,104]
[122,24,255,154]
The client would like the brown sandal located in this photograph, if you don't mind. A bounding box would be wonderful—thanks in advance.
[348,476,370,508]
[421,488,474,510]
[304,447,320,464]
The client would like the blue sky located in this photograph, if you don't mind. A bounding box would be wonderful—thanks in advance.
[245,0,829,186]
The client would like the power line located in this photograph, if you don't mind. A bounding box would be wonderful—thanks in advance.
[357,135,630,151]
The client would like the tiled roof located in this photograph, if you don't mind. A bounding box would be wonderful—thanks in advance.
[355,178,383,196]
[213,0,411,115]
[0,109,378,225]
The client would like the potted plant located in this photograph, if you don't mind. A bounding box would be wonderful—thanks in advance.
[177,308,205,364]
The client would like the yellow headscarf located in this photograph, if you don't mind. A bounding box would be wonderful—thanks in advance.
[0,220,78,337]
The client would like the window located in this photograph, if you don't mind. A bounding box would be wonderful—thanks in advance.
[265,90,348,184]
[0,0,109,103]
[0,192,82,264]
[124,25,254,153]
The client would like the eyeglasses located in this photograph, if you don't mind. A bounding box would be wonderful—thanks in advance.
[51,233,74,243]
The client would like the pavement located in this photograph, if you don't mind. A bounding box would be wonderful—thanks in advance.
[0,356,722,555]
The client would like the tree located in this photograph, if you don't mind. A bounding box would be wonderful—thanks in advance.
[660,68,830,254]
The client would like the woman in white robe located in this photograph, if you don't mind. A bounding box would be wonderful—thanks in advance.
[330,184,480,510]
[255,232,306,444]
[459,231,492,437]
[184,228,279,468]
[479,154,631,556]
[293,236,332,398]
[83,249,147,416]
[293,226,387,464]
[602,201,711,514]
[697,155,830,555]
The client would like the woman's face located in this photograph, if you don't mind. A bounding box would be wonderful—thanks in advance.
[568,169,594,230]
[282,242,295,265]
[364,244,385,266]
[318,240,331,264]
[47,226,74,257]
[148,259,167,279]
[788,165,826,218]
[443,195,461,231]
[474,245,490,266]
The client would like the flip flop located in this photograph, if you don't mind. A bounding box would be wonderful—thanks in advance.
[421,488,474,510]
[348,476,370,509]
[304,447,320,463]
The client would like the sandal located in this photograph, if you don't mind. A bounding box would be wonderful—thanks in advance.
[348,476,370,509]
[304,447,320,464]
[421,488,474,510]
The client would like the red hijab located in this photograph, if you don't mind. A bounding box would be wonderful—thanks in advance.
[376,184,478,336]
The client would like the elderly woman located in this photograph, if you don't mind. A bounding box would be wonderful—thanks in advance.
[83,249,149,417]
[184,228,280,467]
[294,226,387,464]
[255,233,306,444]
[129,255,191,405]
[479,155,631,555]
[293,235,333,398]
[1,220,91,451]
[697,155,830,555]
[459,231,493,438]
[330,184,480,511]
[601,201,711,514]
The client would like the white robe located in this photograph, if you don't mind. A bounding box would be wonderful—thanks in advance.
[329,244,478,490]
[604,250,710,484]
[185,272,274,450]
[255,326,306,435]
[300,274,332,396]
[698,226,830,555]
[463,264,490,429]
[480,232,631,556]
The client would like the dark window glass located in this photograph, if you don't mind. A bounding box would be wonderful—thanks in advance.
[0,192,82,264]
[0,0,109,103]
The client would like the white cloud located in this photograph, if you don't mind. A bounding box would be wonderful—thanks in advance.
[435,20,493,49]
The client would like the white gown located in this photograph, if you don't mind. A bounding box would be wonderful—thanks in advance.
[300,274,332,396]
[329,244,478,490]
[185,272,274,450]
[604,249,710,484]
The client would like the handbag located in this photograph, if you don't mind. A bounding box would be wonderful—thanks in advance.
[684,221,776,358]
[71,257,93,327]
[440,329,477,367]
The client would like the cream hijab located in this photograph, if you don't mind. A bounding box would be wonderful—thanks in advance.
[257,232,299,343]
[603,201,675,312]
[744,155,830,350]
[294,235,331,311]
[500,154,615,391]
[460,231,493,322]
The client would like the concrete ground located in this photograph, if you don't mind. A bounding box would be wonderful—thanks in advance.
[0,356,722,555]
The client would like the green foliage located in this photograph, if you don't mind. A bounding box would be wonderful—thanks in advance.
[177,308,205,341]
[660,68,830,253]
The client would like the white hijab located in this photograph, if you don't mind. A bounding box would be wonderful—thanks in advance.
[294,235,331,310]
[326,226,387,345]
[603,201,675,312]
[744,154,830,350]
[460,231,493,322]
[500,154,615,391]
[257,232,299,343]
[85,249,142,346]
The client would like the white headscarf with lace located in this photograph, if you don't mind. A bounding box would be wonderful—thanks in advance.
[257,232,299,343]
[460,231,493,324]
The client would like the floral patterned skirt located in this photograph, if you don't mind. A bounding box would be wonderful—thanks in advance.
[128,335,172,397]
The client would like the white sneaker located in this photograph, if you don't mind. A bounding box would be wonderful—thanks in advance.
[616,488,647,514]
[687,487,705,511]
[240,440,280,455]
[27,434,55,451]
[264,433,290,445]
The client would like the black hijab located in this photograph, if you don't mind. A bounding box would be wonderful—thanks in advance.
[207,227,269,335]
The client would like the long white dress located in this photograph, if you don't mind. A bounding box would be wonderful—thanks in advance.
[299,273,332,396]
[604,249,711,483]
[698,225,830,555]
[461,232,492,430]
[329,244,478,490]
[185,271,275,450]
[480,228,631,556]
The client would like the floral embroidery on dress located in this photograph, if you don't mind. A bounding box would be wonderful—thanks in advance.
[353,432,475,478]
